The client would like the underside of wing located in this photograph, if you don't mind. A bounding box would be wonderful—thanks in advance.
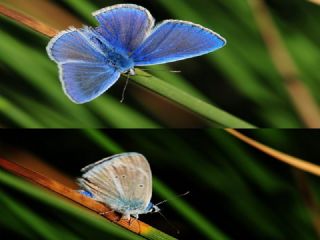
[93,4,155,54]
[132,20,226,66]
[78,153,152,213]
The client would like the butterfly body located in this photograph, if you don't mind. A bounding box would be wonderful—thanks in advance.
[47,4,226,103]
[77,27,135,73]
[78,152,159,220]
[105,50,134,73]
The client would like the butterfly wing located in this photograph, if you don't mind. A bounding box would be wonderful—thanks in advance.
[132,20,226,66]
[60,62,120,104]
[78,153,152,215]
[93,4,154,54]
[47,28,120,104]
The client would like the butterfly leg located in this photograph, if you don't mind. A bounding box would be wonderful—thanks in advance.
[128,214,139,226]
[121,213,131,221]
[99,209,115,217]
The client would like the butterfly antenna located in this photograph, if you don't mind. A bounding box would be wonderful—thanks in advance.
[155,191,190,206]
[158,211,180,235]
[120,73,130,103]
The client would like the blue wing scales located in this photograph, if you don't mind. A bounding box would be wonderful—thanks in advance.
[132,20,226,66]
[47,27,106,64]
[47,28,121,104]
[93,4,154,54]
[60,62,120,104]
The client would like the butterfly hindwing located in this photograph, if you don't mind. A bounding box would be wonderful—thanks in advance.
[132,20,226,66]
[47,28,122,104]
[93,4,154,54]
[78,153,152,215]
[60,62,120,104]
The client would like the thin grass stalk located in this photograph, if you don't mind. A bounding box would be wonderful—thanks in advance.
[293,171,320,238]
[226,129,320,176]
[307,0,320,5]
[247,0,320,127]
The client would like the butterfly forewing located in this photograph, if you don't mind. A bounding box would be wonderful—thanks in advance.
[132,20,226,66]
[78,153,152,214]
[93,4,154,54]
[47,28,105,64]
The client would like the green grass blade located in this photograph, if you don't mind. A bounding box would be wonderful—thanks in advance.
[0,169,144,240]
[133,70,255,128]
[154,178,230,240]
[0,190,79,240]
[0,96,44,127]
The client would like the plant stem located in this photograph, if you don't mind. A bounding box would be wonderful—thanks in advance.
[226,129,320,176]
[133,71,255,128]
[248,0,320,127]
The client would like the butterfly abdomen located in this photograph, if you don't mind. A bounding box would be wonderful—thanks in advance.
[108,198,146,214]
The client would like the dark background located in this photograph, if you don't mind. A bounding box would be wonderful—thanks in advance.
[1,129,320,239]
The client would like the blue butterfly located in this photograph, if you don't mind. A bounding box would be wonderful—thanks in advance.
[47,4,226,104]
[77,152,159,220]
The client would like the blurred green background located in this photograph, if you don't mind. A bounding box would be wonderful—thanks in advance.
[1,129,320,239]
[0,0,319,128]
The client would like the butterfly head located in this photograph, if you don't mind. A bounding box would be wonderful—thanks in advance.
[150,204,160,213]
[127,68,135,76]
[146,202,160,214]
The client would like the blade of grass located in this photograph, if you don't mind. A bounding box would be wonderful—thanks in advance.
[293,171,320,238]
[88,96,160,128]
[0,96,44,128]
[0,190,80,240]
[0,3,57,36]
[153,178,230,240]
[226,129,320,176]
[63,0,97,25]
[132,70,255,128]
[0,192,35,239]
[247,0,320,127]
[208,130,284,192]
[308,0,320,5]
[0,159,175,240]
[1,88,77,127]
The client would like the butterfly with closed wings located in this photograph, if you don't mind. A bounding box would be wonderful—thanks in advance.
[77,152,159,220]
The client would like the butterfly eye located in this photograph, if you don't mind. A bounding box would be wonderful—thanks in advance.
[139,184,144,188]
[122,175,126,178]
[115,176,119,179]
